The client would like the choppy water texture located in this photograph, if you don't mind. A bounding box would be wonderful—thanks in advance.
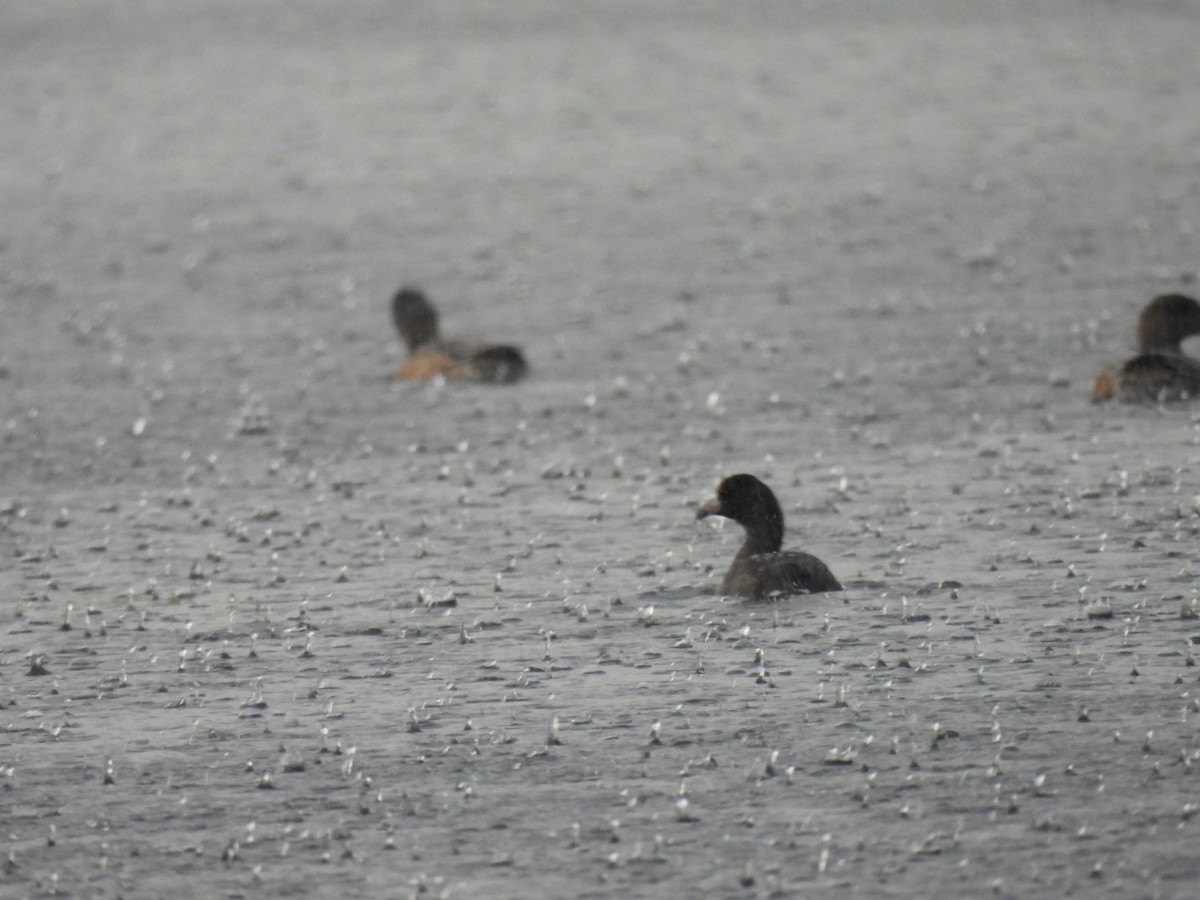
[3,2,1200,897]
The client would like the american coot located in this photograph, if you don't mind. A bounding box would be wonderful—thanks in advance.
[1092,294,1200,402]
[391,287,529,384]
[697,473,842,600]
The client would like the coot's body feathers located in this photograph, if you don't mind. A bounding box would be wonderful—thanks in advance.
[718,549,842,600]
[391,287,528,384]
[697,473,841,600]
[1094,353,1200,403]
[1093,294,1200,402]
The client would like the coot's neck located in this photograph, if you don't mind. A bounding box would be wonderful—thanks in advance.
[393,294,441,351]
[1139,313,1189,355]
[1139,331,1183,355]
[735,500,785,558]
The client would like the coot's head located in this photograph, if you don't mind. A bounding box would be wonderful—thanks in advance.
[697,473,780,525]
[392,287,440,351]
[1137,293,1200,353]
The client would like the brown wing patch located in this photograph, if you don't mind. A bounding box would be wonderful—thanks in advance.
[393,349,474,381]
[1091,369,1117,402]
